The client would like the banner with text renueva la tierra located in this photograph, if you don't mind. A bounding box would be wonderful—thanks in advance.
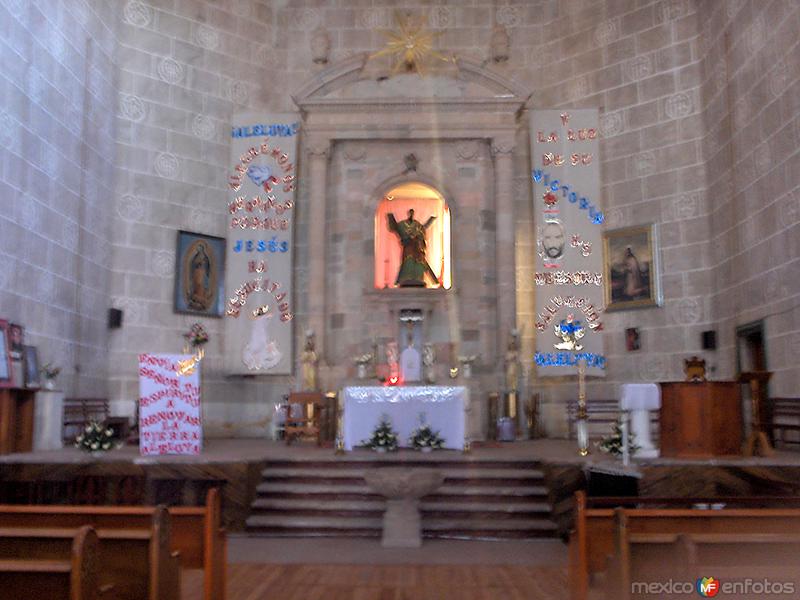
[224,113,299,376]
[530,109,606,377]
[138,353,202,455]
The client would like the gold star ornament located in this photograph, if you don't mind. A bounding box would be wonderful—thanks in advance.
[369,11,456,76]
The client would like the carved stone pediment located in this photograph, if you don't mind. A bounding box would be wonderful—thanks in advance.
[293,53,528,116]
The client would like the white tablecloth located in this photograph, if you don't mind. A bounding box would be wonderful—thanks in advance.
[343,386,466,450]
[619,383,661,411]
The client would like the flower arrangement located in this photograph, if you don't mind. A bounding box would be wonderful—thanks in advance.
[183,323,209,348]
[362,414,399,452]
[41,363,61,380]
[597,420,640,457]
[353,353,373,366]
[408,414,445,451]
[75,421,115,453]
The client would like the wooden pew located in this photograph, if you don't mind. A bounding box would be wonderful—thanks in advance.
[0,525,99,600]
[569,491,800,600]
[0,506,179,600]
[609,509,800,599]
[0,488,225,600]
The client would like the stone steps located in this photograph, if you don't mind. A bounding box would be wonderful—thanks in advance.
[246,459,558,540]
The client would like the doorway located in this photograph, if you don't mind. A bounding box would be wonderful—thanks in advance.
[736,320,769,441]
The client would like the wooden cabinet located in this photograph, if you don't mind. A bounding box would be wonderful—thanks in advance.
[660,381,742,458]
[0,388,35,454]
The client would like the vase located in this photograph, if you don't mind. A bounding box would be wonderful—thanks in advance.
[375,447,387,454]
[357,363,367,379]
[44,379,55,390]
[420,447,433,454]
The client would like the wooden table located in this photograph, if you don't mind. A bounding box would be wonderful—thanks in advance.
[660,381,742,458]
[0,388,35,454]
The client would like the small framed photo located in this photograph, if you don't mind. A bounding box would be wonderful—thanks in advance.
[8,323,24,360]
[603,224,663,312]
[0,320,13,388]
[23,346,40,389]
[174,230,226,318]
[625,327,641,352]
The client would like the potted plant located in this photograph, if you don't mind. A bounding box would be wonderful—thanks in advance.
[362,414,399,453]
[40,363,61,390]
[408,414,445,452]
[183,322,209,352]
[75,421,115,455]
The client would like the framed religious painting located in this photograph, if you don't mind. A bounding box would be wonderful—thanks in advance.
[23,345,40,389]
[602,224,662,311]
[174,230,226,317]
[0,320,13,388]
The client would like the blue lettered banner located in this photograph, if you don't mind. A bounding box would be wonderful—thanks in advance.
[224,113,299,375]
[530,109,605,377]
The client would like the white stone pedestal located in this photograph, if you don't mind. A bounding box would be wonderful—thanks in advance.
[34,390,64,451]
[620,383,661,460]
[364,468,444,548]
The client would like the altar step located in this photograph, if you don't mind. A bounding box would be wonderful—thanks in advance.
[245,459,558,540]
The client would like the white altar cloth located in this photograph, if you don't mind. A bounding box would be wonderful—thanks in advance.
[343,386,466,451]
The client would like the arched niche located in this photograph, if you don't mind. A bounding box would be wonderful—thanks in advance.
[374,181,452,290]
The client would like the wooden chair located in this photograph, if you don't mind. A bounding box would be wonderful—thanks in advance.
[770,397,800,447]
[63,398,109,443]
[0,488,226,600]
[283,392,325,446]
[0,525,100,600]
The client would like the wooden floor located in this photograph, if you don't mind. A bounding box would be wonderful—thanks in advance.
[182,565,569,600]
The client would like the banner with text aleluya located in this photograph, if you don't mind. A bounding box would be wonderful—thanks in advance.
[138,354,202,456]
[224,113,299,376]
[529,109,605,377]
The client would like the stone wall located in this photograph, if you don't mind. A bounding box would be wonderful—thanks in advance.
[0,0,119,396]
[5,0,795,437]
[697,0,800,396]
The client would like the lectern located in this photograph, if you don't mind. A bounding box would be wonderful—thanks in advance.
[659,381,742,458]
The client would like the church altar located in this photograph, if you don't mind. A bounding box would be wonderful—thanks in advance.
[342,386,467,451]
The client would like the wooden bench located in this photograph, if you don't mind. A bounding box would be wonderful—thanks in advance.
[0,506,180,600]
[770,397,800,447]
[567,399,659,441]
[608,510,800,599]
[0,525,99,600]
[568,491,800,600]
[0,488,225,600]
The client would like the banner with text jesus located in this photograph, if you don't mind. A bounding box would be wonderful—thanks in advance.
[224,113,299,375]
[138,353,202,456]
[530,109,605,377]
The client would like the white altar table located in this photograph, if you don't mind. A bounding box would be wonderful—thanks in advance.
[343,386,467,451]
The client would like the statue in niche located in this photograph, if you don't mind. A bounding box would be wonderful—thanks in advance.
[300,330,318,391]
[387,208,437,287]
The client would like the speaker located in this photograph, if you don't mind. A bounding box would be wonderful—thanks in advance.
[108,308,123,329]
[702,330,716,350]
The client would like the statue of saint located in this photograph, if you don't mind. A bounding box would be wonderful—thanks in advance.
[300,330,318,391]
[504,331,520,392]
[387,208,438,287]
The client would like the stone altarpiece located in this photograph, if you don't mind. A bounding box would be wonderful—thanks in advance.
[293,54,528,438]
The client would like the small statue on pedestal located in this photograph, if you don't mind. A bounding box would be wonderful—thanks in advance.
[504,330,520,393]
[422,343,436,384]
[300,330,318,391]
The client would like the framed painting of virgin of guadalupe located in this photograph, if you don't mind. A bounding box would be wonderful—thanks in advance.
[174,231,226,317]
[602,224,663,312]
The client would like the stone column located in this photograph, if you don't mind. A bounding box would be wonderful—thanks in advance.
[306,138,330,367]
[491,138,516,356]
